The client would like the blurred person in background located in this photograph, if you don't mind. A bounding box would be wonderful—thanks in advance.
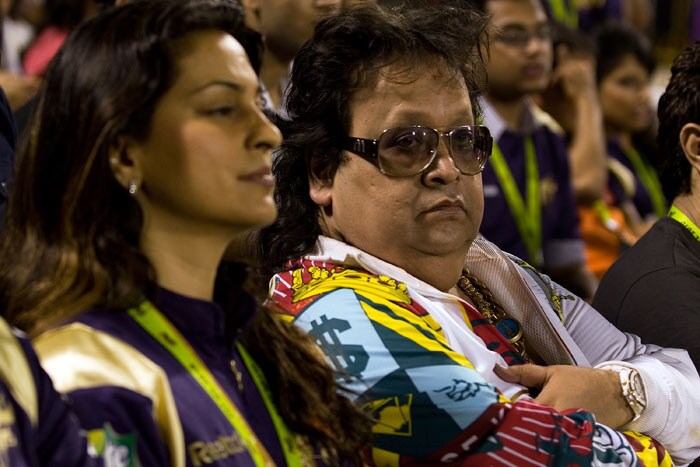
[240,0,341,110]
[474,0,598,301]
[569,23,663,280]
[536,22,606,207]
[21,0,101,77]
[542,0,654,35]
[1,0,33,75]
[595,24,665,235]
[0,0,40,110]
[12,0,114,134]
[538,21,642,280]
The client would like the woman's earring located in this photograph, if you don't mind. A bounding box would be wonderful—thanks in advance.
[128,181,138,196]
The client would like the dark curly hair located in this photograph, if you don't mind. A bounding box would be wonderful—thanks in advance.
[257,2,489,275]
[657,42,700,200]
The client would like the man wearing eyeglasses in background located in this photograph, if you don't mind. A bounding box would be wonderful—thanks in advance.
[472,0,598,302]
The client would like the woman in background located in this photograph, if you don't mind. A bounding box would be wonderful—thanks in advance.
[573,23,665,279]
[596,23,665,230]
[0,0,369,465]
[20,0,100,77]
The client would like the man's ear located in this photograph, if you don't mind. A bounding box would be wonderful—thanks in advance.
[108,136,143,193]
[308,156,334,207]
[309,173,333,207]
[680,123,700,172]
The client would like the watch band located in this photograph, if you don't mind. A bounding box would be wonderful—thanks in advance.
[600,364,647,422]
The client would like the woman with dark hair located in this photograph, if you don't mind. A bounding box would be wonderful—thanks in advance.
[575,23,665,279]
[0,0,369,465]
[596,24,664,226]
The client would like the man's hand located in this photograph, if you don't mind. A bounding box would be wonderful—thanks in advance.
[494,363,635,429]
[550,45,597,103]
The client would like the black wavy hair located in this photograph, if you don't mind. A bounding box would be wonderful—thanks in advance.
[657,42,700,200]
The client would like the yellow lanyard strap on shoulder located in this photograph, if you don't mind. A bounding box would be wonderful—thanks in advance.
[668,205,700,243]
[128,301,303,467]
[622,146,667,218]
[236,344,307,467]
[548,0,578,27]
[490,137,543,267]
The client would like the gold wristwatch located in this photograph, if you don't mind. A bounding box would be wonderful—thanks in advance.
[602,364,647,422]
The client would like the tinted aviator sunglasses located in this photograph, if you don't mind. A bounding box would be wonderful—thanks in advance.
[343,125,493,177]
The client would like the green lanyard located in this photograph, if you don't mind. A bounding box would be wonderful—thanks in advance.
[548,0,578,27]
[236,344,306,467]
[490,137,543,267]
[668,205,700,243]
[622,145,667,219]
[128,301,304,467]
[592,199,621,233]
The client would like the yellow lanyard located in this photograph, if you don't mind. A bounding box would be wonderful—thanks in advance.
[128,301,304,467]
[547,0,578,27]
[490,137,543,266]
[236,344,307,467]
[592,199,621,232]
[668,205,700,243]
[622,145,667,218]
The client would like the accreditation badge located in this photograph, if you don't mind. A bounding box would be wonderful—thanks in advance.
[88,423,140,467]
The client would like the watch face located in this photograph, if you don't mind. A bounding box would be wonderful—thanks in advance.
[601,365,646,418]
[630,371,646,407]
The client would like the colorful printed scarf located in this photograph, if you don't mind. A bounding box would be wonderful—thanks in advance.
[268,258,671,466]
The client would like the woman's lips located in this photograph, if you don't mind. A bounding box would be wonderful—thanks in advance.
[240,167,274,188]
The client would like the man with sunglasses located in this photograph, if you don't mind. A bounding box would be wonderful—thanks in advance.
[473,0,598,302]
[257,2,700,465]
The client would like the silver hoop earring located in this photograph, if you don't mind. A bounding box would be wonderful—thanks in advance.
[128,181,138,196]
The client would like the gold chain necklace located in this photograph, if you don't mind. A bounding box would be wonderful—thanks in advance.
[456,270,530,363]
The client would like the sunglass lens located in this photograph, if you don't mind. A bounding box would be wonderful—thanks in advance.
[449,127,481,174]
[379,127,436,176]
